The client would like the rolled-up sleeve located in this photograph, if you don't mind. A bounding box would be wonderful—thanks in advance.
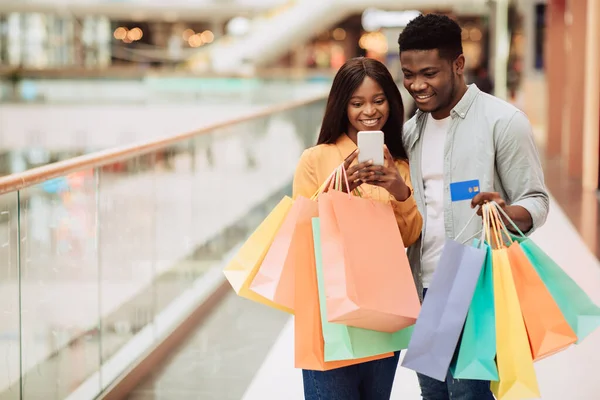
[391,160,423,247]
[495,111,550,233]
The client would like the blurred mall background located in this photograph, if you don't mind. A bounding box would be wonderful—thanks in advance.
[0,0,599,399]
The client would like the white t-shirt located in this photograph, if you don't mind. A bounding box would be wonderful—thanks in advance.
[421,113,451,287]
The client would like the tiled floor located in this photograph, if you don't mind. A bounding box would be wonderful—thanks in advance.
[128,292,290,400]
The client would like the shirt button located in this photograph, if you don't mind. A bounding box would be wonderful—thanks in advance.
[460,113,465,117]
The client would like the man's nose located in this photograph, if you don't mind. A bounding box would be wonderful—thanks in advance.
[411,77,427,92]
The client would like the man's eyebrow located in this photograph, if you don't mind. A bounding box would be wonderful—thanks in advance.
[403,67,438,73]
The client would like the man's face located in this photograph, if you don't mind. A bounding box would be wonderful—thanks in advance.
[400,49,463,118]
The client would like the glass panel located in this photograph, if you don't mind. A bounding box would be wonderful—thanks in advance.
[132,98,327,396]
[97,153,157,388]
[17,170,100,398]
[153,143,197,317]
[0,97,327,398]
[0,191,21,400]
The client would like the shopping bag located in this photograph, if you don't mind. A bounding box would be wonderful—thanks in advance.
[318,188,420,333]
[401,210,486,381]
[450,238,499,381]
[312,217,413,361]
[494,203,600,344]
[249,196,306,314]
[487,205,540,400]
[223,196,294,313]
[507,241,577,360]
[248,165,345,313]
[293,200,392,370]
[489,203,576,360]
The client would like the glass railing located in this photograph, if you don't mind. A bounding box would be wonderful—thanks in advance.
[0,94,326,399]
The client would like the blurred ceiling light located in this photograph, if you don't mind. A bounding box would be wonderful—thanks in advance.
[332,28,346,41]
[461,28,469,41]
[127,27,143,41]
[469,27,482,41]
[182,29,195,41]
[359,32,388,54]
[201,30,215,43]
[113,27,127,40]
[188,34,204,48]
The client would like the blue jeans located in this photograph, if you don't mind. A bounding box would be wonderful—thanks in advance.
[417,370,495,400]
[417,289,495,400]
[302,351,400,400]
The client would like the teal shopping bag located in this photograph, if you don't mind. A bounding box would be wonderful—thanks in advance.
[513,236,600,343]
[450,239,499,381]
[311,218,413,361]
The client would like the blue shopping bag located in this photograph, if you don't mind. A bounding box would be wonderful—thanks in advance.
[402,212,487,381]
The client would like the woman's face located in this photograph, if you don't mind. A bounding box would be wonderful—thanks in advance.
[346,76,389,138]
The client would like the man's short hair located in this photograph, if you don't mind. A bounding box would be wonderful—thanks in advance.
[398,13,463,61]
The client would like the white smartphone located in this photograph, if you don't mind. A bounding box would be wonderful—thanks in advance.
[357,130,384,166]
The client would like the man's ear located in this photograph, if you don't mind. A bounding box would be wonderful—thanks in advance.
[454,54,466,75]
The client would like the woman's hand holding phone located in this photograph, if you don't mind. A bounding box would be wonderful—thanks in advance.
[359,146,410,201]
[340,147,410,202]
[339,150,371,193]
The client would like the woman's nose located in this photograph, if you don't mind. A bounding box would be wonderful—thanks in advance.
[363,104,376,116]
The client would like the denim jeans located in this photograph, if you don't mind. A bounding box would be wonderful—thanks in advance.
[417,289,495,400]
[302,351,400,400]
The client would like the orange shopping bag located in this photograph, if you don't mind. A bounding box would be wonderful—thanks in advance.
[489,205,577,360]
[318,188,420,333]
[292,196,392,370]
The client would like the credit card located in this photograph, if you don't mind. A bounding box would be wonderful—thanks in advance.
[449,180,481,202]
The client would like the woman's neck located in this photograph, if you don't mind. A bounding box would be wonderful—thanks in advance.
[346,130,358,144]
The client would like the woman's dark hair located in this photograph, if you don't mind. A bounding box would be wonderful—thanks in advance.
[317,57,407,160]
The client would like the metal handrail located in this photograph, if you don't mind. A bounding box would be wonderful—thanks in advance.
[0,94,327,194]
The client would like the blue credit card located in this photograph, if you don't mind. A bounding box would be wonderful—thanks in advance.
[449,180,481,202]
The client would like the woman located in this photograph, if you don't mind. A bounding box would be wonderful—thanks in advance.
[293,57,422,399]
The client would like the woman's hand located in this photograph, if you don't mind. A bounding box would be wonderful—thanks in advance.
[361,146,411,201]
[339,150,373,193]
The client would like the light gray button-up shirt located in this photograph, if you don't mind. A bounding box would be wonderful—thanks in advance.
[403,84,550,299]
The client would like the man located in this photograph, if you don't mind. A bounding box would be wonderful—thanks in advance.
[398,13,549,400]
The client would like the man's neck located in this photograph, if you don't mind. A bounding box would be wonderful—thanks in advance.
[431,83,469,120]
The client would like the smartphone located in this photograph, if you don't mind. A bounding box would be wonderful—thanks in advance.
[357,130,384,166]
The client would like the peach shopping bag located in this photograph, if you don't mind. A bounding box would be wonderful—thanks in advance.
[318,188,420,333]
[292,197,392,370]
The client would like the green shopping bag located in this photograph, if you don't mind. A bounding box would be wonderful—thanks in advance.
[513,237,600,343]
[491,203,600,343]
[450,239,499,381]
[312,217,413,361]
